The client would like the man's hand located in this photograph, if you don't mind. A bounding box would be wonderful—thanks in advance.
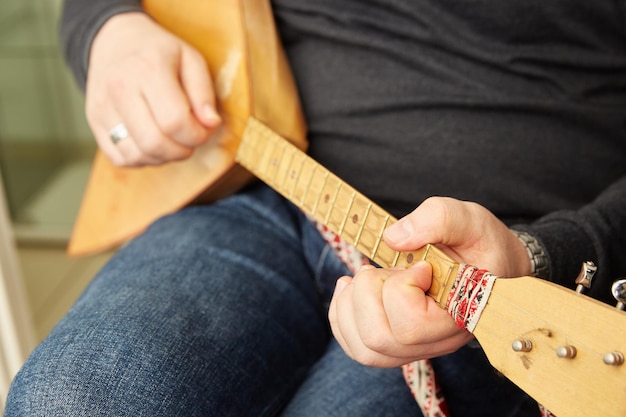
[328,196,532,367]
[86,12,221,167]
[329,262,474,368]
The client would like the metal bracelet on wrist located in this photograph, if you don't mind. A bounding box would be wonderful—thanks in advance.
[511,229,549,279]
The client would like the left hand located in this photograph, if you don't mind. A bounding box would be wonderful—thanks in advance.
[328,196,532,367]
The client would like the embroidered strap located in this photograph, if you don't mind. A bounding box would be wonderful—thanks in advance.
[403,360,450,417]
[446,264,497,332]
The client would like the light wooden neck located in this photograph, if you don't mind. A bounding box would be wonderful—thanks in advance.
[236,117,459,306]
[236,117,626,417]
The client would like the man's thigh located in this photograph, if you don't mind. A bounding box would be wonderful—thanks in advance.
[6,185,333,417]
[281,339,423,417]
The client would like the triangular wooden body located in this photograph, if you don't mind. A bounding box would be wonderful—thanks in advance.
[68,0,307,256]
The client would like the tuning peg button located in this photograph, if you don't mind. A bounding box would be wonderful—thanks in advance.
[603,352,624,366]
[512,339,533,352]
[575,261,597,293]
[611,279,626,310]
[556,345,577,359]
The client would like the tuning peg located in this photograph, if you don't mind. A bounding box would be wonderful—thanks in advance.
[611,279,626,310]
[512,339,533,352]
[556,345,577,359]
[603,352,625,366]
[575,261,597,293]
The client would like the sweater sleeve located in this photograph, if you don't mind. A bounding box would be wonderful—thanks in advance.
[60,0,144,91]
[513,175,626,305]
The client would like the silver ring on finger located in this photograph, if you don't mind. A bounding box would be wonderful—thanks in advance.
[109,123,129,144]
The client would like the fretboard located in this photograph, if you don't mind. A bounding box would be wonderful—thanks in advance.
[236,117,459,306]
[236,117,626,417]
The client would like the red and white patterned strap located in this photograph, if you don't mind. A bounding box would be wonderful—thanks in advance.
[403,360,450,417]
[446,264,497,332]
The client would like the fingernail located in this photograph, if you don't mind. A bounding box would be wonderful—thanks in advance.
[203,103,221,125]
[409,260,430,270]
[385,219,413,244]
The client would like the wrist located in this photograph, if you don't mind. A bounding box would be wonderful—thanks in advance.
[90,12,151,61]
[510,229,549,279]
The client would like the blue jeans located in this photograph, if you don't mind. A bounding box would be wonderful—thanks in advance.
[5,184,538,416]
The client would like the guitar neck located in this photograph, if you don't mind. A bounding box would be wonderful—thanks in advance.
[236,117,459,306]
[236,116,626,417]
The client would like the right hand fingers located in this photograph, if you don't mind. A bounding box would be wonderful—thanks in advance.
[85,13,220,167]
[140,40,221,148]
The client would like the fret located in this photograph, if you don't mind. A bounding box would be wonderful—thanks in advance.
[374,215,405,268]
[324,181,342,227]
[333,183,356,235]
[293,157,310,206]
[341,196,371,251]
[277,142,295,195]
[263,132,281,182]
[392,247,420,270]
[300,162,317,210]
[250,131,265,173]
[289,152,306,202]
[280,143,296,192]
[269,136,286,184]
[353,202,371,249]
[337,191,356,236]
[281,145,298,199]
[371,214,390,262]
[311,170,329,217]
[391,250,401,268]
[423,244,431,262]
[255,128,273,180]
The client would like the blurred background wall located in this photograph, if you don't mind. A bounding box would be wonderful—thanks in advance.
[0,0,95,242]
[0,1,113,409]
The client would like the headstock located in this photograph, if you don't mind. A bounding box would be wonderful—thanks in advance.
[473,263,626,417]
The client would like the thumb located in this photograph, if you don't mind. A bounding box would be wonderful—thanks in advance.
[383,197,474,251]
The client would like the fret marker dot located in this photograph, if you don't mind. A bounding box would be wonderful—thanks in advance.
[324,194,330,203]
[352,214,358,224]
[290,170,296,179]
[407,254,414,264]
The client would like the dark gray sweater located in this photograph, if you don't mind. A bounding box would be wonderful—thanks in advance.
[61,0,626,304]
